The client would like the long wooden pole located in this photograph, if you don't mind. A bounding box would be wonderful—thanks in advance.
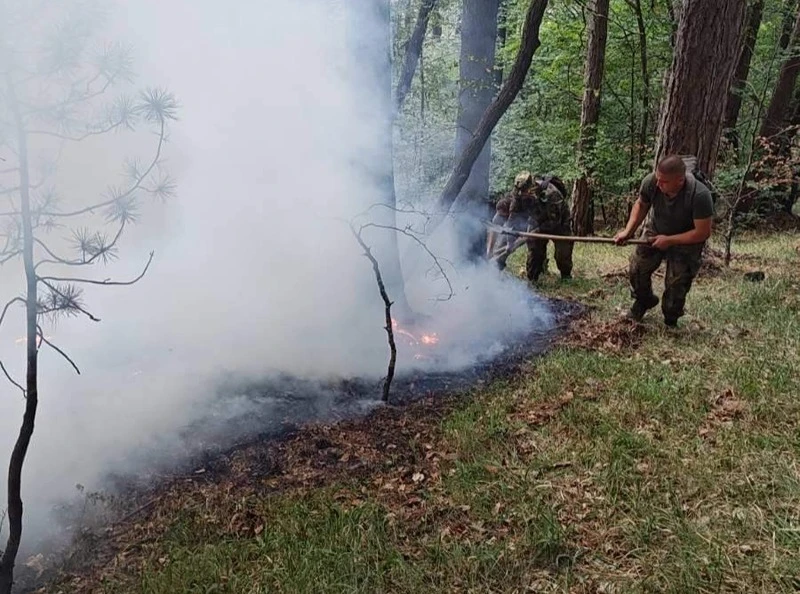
[485,223,651,245]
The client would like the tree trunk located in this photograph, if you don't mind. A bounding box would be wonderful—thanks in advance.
[438,0,550,213]
[630,0,650,168]
[665,0,680,48]
[346,0,412,317]
[571,0,610,236]
[395,0,439,114]
[724,0,764,151]
[759,6,800,141]
[495,4,508,88]
[779,0,799,51]
[0,77,39,594]
[655,0,747,177]
[453,0,500,260]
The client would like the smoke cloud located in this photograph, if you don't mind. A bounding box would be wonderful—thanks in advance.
[0,0,553,555]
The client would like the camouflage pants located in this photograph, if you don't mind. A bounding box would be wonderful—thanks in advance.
[526,228,574,281]
[629,243,704,322]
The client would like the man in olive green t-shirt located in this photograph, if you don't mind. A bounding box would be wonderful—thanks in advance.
[614,155,714,327]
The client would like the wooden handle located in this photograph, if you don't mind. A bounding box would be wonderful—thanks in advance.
[485,223,650,245]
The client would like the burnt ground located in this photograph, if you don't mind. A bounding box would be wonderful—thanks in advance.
[18,297,586,593]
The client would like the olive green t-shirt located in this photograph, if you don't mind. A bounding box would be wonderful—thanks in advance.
[639,172,715,236]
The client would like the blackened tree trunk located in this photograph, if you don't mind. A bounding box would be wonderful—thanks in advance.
[395,0,438,114]
[759,6,800,141]
[0,77,39,594]
[346,0,411,316]
[724,0,764,151]
[438,0,550,213]
[572,0,610,236]
[453,0,500,260]
[655,0,747,177]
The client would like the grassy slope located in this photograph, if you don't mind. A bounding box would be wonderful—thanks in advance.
[48,232,800,594]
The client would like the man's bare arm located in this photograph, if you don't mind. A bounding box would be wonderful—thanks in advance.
[614,198,651,244]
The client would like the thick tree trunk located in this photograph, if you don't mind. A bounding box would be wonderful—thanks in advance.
[655,0,747,177]
[571,0,610,236]
[724,0,764,151]
[759,6,800,141]
[438,0,549,213]
[395,0,438,113]
[453,0,500,260]
[0,77,39,594]
[346,0,412,316]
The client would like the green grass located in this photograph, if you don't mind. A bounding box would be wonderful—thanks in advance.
[67,231,800,593]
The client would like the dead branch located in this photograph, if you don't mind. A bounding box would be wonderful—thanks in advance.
[37,250,154,287]
[23,75,119,118]
[349,223,396,403]
[37,325,80,375]
[27,120,126,142]
[356,201,457,237]
[0,297,24,330]
[0,361,25,397]
[358,222,454,301]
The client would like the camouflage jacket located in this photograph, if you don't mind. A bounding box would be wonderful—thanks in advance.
[509,182,570,232]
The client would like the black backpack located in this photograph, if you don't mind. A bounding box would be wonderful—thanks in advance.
[539,174,569,199]
[680,155,719,204]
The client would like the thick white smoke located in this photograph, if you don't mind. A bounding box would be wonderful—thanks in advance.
[0,0,553,554]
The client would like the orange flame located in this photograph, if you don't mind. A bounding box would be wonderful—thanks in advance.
[390,318,439,353]
[420,333,439,345]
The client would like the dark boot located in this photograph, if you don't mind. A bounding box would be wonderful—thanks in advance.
[626,294,659,322]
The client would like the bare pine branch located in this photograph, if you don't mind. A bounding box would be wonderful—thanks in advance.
[38,250,154,287]
[27,119,126,142]
[0,297,24,330]
[37,325,80,375]
[0,361,25,397]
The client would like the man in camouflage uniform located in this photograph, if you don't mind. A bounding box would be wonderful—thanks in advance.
[487,171,573,282]
[521,174,574,281]
[614,154,714,327]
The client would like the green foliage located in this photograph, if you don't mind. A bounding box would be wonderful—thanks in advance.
[392,0,798,229]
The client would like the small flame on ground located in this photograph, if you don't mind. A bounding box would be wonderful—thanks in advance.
[390,318,440,354]
[420,334,439,345]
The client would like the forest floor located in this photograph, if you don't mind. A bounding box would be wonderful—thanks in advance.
[40,230,800,594]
